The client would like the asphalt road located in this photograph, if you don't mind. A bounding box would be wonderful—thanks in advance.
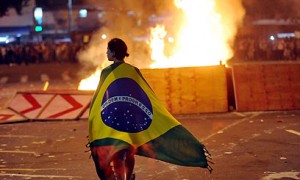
[0,63,299,180]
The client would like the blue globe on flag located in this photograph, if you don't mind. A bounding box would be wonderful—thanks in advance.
[101,78,153,133]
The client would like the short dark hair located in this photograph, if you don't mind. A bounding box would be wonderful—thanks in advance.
[108,38,129,60]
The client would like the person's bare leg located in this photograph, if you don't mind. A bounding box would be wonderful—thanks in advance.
[111,149,135,180]
[91,146,115,180]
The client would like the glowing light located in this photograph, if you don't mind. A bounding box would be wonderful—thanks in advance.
[101,34,107,39]
[34,7,43,24]
[35,25,43,32]
[43,81,49,91]
[79,9,87,18]
[0,36,8,42]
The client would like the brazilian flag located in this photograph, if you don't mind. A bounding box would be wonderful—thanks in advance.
[88,62,212,171]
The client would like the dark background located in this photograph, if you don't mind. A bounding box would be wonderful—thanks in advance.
[1,0,299,20]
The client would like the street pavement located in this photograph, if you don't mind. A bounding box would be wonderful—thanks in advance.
[0,63,299,180]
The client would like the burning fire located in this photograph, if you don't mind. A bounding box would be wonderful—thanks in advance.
[149,25,168,67]
[78,0,241,90]
[150,0,233,68]
[78,69,101,90]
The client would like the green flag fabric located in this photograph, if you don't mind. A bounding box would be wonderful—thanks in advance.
[88,62,212,171]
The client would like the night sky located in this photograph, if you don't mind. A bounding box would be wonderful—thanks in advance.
[1,0,299,21]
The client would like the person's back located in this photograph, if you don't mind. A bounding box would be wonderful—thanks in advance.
[88,38,211,180]
[89,38,135,180]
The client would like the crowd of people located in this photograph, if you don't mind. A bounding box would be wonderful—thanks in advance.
[233,36,300,61]
[0,42,82,66]
[1,36,300,66]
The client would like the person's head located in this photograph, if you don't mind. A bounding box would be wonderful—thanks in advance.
[107,38,129,62]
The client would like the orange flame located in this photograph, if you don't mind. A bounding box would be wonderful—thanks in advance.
[150,0,233,68]
[78,0,241,90]
[78,69,101,90]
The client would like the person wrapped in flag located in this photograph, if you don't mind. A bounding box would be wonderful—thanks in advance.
[88,38,212,179]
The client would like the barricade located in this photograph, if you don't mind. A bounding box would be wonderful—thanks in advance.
[7,90,93,121]
[0,108,28,124]
[232,62,300,111]
[141,65,228,114]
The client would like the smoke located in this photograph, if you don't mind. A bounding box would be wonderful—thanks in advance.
[77,0,175,71]
[77,0,245,72]
[215,0,245,46]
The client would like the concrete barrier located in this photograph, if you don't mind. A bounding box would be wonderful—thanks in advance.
[232,62,300,111]
[3,64,229,122]
[141,65,228,114]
